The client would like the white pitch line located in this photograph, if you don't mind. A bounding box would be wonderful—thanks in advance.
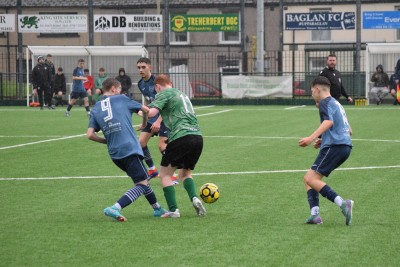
[197,109,232,117]
[0,134,86,150]
[285,105,306,110]
[195,105,215,109]
[203,135,400,143]
[1,165,399,181]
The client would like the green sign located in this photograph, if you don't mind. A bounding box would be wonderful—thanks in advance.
[171,14,239,32]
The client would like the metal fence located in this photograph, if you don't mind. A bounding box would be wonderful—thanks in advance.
[0,44,372,104]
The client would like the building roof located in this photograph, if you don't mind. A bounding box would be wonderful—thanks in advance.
[1,0,399,8]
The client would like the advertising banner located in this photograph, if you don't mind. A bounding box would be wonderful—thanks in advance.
[94,15,162,32]
[222,75,293,99]
[18,14,87,33]
[285,12,355,30]
[0,14,15,32]
[171,14,239,32]
[363,11,400,29]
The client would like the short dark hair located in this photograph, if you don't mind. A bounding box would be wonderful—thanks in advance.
[57,67,63,72]
[137,57,151,65]
[102,78,121,92]
[327,54,336,59]
[78,59,85,63]
[47,54,52,57]
[312,76,331,88]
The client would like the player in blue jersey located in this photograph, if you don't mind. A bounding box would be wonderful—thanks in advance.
[65,59,91,117]
[299,76,354,226]
[136,57,178,185]
[87,78,167,221]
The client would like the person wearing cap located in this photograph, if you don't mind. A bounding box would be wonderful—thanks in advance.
[31,55,53,110]
[115,67,132,96]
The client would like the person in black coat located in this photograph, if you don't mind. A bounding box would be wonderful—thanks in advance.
[53,67,67,107]
[319,54,353,103]
[115,68,132,96]
[31,55,53,109]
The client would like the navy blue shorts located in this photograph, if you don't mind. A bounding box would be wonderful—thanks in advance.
[311,145,352,177]
[141,121,169,137]
[70,91,88,99]
[112,154,148,184]
[161,135,203,170]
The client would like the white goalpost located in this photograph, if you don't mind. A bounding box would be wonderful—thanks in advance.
[26,46,148,106]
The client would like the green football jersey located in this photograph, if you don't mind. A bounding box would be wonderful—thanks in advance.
[149,88,201,142]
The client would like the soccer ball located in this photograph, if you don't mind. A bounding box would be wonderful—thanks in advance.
[199,183,220,203]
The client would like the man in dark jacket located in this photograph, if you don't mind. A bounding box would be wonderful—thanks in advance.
[32,55,53,110]
[115,68,132,96]
[370,64,389,105]
[319,54,353,103]
[53,67,67,107]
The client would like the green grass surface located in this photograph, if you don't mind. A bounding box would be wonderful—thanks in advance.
[1,104,399,266]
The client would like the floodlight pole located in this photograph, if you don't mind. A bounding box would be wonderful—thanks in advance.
[17,0,23,98]
[355,0,361,97]
[88,0,94,45]
[164,0,170,73]
[256,0,264,74]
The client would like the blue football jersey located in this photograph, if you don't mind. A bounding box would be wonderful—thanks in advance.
[319,96,352,149]
[88,94,143,159]
[137,74,159,124]
[72,67,85,92]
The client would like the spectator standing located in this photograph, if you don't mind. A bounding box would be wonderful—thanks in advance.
[319,54,353,103]
[65,59,90,117]
[83,69,94,105]
[45,54,56,106]
[115,67,132,96]
[94,67,108,103]
[53,67,66,107]
[32,55,53,110]
[370,64,389,105]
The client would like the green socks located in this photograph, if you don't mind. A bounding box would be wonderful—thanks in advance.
[163,186,178,212]
[183,178,197,201]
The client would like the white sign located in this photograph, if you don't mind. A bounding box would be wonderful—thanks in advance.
[18,14,87,33]
[94,15,162,32]
[0,14,15,32]
[222,75,293,98]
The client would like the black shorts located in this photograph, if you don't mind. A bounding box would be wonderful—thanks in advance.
[141,121,169,138]
[70,91,88,99]
[311,145,352,177]
[161,134,203,170]
[112,154,148,184]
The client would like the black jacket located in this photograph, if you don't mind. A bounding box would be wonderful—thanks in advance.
[53,73,66,94]
[31,63,52,89]
[115,74,132,94]
[319,66,349,100]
